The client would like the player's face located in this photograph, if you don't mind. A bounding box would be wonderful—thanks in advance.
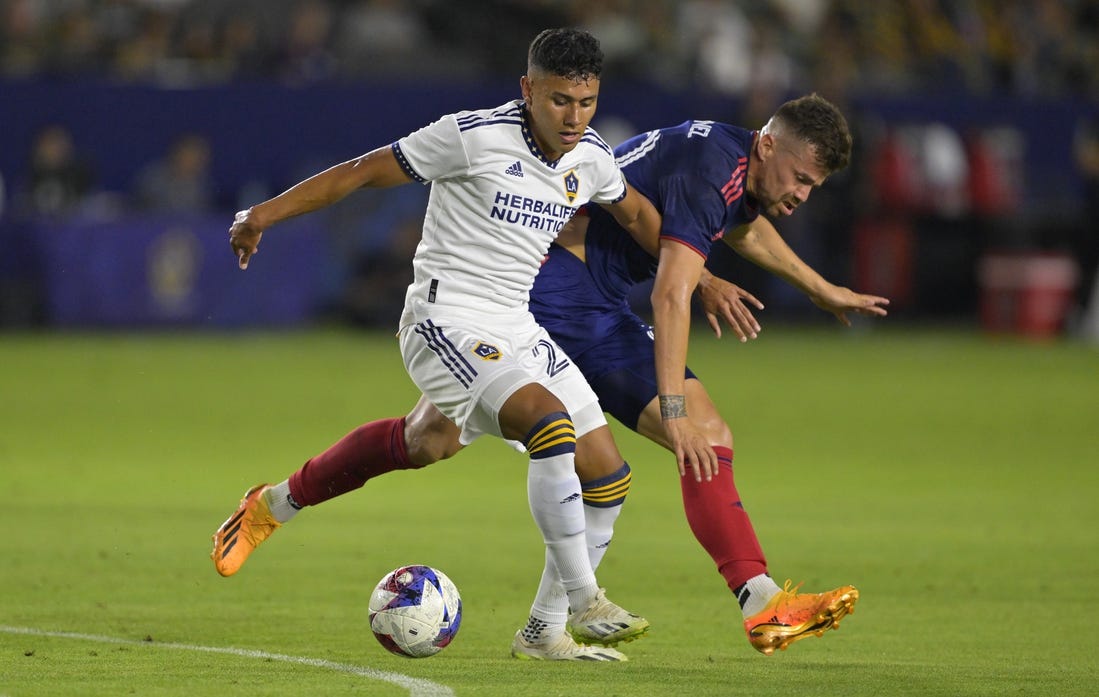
[520,69,600,161]
[753,133,828,217]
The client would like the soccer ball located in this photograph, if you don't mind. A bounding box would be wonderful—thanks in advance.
[368,565,462,658]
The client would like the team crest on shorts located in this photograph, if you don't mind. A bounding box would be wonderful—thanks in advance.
[562,170,579,204]
[472,341,502,360]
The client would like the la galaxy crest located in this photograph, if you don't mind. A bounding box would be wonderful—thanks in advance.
[472,341,502,361]
[562,170,579,204]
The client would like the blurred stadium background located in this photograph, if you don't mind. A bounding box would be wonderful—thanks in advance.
[1,0,1097,340]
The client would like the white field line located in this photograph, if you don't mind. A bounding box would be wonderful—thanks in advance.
[0,626,455,697]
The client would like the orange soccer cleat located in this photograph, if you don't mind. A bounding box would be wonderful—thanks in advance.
[211,484,281,577]
[744,580,859,655]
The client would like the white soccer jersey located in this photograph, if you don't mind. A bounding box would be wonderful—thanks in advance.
[393,99,627,326]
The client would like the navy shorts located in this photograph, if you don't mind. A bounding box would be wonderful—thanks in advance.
[547,311,697,431]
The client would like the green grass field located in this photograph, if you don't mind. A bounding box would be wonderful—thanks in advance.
[2,326,1097,696]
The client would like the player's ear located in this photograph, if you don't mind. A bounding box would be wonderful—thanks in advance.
[757,132,776,161]
[520,75,533,105]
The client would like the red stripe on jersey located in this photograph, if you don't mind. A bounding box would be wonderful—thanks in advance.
[660,234,707,259]
[721,158,748,206]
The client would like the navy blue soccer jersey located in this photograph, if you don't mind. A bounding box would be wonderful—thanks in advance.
[614,120,759,258]
[530,120,760,426]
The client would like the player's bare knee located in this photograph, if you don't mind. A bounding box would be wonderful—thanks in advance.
[405,424,461,465]
[404,404,462,465]
[703,419,733,450]
[499,383,567,442]
[689,405,732,447]
[404,415,459,463]
[575,425,624,480]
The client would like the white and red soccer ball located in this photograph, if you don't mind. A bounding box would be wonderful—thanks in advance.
[368,565,462,658]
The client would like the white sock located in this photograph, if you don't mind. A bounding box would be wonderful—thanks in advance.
[583,503,621,572]
[740,573,782,618]
[525,553,568,643]
[264,480,301,523]
[528,501,623,627]
[527,453,597,612]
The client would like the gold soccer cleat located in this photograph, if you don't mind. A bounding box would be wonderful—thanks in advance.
[211,484,280,577]
[744,580,859,655]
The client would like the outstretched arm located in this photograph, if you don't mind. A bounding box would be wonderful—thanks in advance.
[231,146,412,269]
[725,216,889,325]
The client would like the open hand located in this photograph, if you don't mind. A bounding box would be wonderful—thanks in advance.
[810,284,890,326]
[697,274,764,341]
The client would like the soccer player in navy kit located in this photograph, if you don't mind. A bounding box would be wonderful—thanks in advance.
[531,94,890,654]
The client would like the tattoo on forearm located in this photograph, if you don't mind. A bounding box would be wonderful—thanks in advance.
[659,394,687,419]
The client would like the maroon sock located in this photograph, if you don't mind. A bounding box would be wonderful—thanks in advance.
[679,445,767,592]
[288,417,418,506]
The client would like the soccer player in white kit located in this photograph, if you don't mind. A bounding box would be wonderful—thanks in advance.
[215,29,660,659]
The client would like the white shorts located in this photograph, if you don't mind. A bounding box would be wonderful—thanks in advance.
[398,303,606,448]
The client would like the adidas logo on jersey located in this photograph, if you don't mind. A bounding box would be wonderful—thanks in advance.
[505,161,524,177]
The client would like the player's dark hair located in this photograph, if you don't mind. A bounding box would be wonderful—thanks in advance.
[528,28,603,82]
[773,93,852,173]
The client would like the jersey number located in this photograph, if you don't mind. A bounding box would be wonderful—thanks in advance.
[533,339,570,377]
